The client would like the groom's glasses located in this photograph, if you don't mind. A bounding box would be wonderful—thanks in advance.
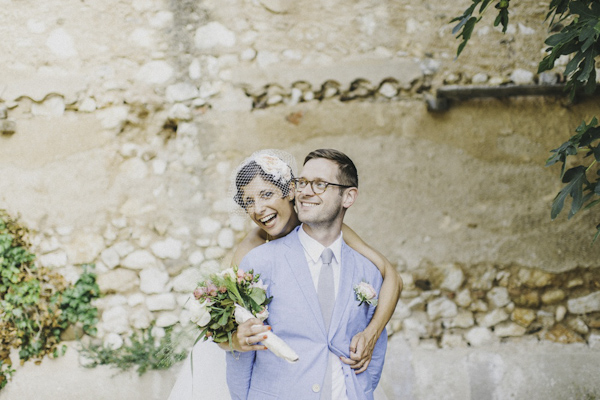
[293,178,352,194]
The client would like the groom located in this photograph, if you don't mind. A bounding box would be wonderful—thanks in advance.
[227,149,386,400]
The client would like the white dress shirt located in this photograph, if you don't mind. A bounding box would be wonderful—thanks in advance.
[297,225,348,400]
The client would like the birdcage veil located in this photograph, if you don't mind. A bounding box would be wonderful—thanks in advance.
[228,149,297,217]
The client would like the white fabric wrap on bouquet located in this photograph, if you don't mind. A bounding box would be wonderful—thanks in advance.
[234,304,299,363]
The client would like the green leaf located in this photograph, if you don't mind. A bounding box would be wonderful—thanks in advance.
[593,223,600,243]
[577,49,597,82]
[217,310,230,326]
[456,17,479,57]
[569,1,596,19]
[564,50,585,77]
[451,1,479,25]
[248,287,266,305]
[584,68,597,94]
[551,166,588,219]
[493,8,510,31]
[545,29,580,47]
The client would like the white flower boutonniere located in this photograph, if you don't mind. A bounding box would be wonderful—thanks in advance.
[354,281,378,307]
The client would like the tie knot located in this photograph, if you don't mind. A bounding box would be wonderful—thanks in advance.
[320,248,333,265]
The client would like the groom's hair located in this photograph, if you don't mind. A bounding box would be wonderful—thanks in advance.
[304,149,358,188]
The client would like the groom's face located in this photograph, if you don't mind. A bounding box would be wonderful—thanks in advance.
[296,158,345,226]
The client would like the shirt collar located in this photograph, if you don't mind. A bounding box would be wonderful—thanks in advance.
[297,224,343,264]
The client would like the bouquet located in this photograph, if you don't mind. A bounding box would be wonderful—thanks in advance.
[189,266,299,363]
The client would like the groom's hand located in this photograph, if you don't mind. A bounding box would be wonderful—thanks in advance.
[340,331,377,374]
[232,319,271,352]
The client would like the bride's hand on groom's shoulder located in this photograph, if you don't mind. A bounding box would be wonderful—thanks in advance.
[232,318,271,352]
[340,330,378,374]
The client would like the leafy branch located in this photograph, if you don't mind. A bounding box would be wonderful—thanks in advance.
[451,0,510,57]
[452,1,600,239]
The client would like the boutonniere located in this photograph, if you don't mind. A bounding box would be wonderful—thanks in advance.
[353,281,378,307]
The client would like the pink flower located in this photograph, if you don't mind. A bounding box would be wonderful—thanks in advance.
[193,287,205,300]
[244,272,253,281]
[354,281,378,306]
[206,282,218,297]
[237,269,245,284]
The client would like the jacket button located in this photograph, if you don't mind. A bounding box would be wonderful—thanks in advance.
[312,384,320,393]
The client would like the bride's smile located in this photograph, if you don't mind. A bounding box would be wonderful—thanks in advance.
[241,175,297,239]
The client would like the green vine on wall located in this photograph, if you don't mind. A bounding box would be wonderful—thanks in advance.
[0,210,100,390]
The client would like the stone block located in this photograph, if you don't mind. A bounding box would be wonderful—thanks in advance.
[568,291,600,314]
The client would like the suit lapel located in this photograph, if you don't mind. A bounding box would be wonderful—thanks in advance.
[329,242,355,338]
[283,230,327,336]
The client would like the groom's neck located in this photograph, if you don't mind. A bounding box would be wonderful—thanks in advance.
[301,221,343,247]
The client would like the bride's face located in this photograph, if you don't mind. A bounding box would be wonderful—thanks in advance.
[241,175,297,239]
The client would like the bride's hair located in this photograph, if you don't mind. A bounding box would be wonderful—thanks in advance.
[231,149,297,211]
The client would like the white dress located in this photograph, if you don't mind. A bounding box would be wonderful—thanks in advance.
[168,337,389,400]
[168,338,230,400]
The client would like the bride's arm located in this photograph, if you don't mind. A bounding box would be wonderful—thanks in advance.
[341,223,403,373]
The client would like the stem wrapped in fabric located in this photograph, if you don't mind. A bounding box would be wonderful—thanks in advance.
[234,304,299,363]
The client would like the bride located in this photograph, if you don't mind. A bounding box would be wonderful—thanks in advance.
[169,150,401,399]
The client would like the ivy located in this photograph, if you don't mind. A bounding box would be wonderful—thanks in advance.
[0,210,100,390]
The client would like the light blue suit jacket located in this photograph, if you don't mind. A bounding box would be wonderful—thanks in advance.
[226,227,386,400]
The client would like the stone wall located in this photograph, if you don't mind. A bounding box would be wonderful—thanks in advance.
[2,0,600,398]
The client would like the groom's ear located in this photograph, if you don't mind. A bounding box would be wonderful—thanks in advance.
[342,187,358,209]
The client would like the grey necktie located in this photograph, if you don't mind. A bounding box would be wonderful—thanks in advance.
[318,248,335,331]
[318,248,334,400]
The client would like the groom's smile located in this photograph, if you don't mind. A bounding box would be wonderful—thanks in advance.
[296,158,349,227]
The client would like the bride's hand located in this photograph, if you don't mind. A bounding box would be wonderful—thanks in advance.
[340,329,377,374]
[232,318,271,352]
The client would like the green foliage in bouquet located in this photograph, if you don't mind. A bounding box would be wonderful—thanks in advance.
[0,210,100,391]
[192,266,272,344]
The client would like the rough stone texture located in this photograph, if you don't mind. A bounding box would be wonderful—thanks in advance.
[428,262,464,292]
[545,324,585,344]
[477,308,509,328]
[172,267,204,293]
[465,327,498,347]
[101,306,130,334]
[567,292,600,314]
[39,251,68,268]
[139,268,170,294]
[146,293,177,311]
[487,287,511,308]
[121,250,159,270]
[427,297,458,320]
[97,269,139,293]
[511,308,537,328]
